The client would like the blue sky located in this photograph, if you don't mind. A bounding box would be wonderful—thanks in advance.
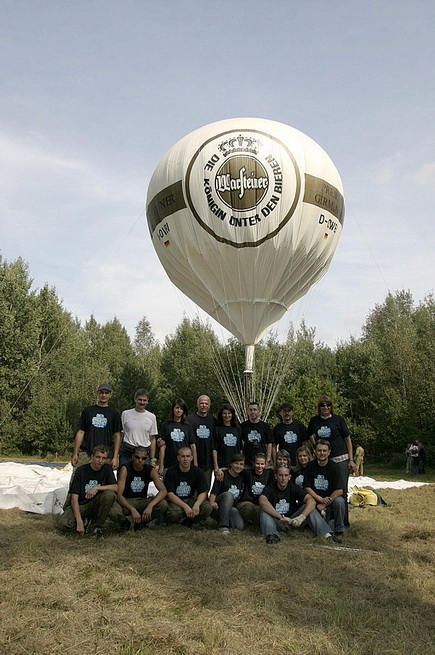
[1,1,434,347]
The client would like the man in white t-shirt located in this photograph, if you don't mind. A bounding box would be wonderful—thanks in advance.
[120,389,158,467]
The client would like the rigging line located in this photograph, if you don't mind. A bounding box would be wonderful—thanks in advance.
[0,207,147,430]
[354,214,391,294]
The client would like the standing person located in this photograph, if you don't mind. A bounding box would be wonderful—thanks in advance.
[307,395,355,523]
[56,445,118,539]
[70,383,122,471]
[408,441,420,475]
[212,403,242,480]
[116,446,168,531]
[273,403,307,466]
[354,444,365,476]
[238,452,274,527]
[120,389,158,468]
[164,447,212,526]
[188,395,216,488]
[158,398,197,475]
[240,402,273,468]
[209,453,246,534]
[259,465,336,544]
[304,439,346,539]
[417,441,426,475]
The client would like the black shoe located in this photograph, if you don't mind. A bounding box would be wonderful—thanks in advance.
[266,533,281,544]
[120,519,131,532]
[83,518,93,534]
[179,517,194,528]
[91,528,104,540]
[133,522,148,532]
[332,533,343,543]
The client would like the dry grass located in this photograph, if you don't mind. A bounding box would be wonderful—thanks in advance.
[1,486,435,655]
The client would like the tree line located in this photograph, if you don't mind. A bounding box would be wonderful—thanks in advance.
[0,255,433,463]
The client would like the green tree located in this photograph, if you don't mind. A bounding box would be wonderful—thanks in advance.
[159,317,223,417]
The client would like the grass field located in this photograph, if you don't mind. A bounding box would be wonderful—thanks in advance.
[1,480,435,655]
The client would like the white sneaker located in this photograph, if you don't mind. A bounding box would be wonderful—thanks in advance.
[218,527,230,535]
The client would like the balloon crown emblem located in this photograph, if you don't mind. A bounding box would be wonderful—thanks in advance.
[218,134,260,156]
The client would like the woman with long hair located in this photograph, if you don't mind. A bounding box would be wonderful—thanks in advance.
[158,398,197,475]
[212,403,242,481]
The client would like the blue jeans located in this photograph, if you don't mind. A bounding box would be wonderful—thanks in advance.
[215,491,244,530]
[332,459,350,526]
[327,496,346,533]
[260,504,332,538]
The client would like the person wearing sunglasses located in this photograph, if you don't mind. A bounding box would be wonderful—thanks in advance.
[307,396,356,526]
[115,446,168,531]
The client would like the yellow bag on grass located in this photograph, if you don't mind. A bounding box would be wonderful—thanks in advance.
[350,487,379,507]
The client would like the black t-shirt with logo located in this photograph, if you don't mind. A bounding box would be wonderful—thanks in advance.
[164,465,208,499]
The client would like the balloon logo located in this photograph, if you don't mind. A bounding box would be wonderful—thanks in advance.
[147,118,344,366]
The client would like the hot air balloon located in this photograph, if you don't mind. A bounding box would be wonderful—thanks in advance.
[146,118,344,409]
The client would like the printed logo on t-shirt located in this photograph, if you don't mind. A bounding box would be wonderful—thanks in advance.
[228,484,240,499]
[171,428,186,442]
[131,477,145,493]
[275,499,290,514]
[85,480,99,494]
[314,475,329,492]
[92,414,108,428]
[224,433,237,447]
[294,474,304,488]
[176,481,191,497]
[196,425,210,439]
[248,430,261,443]
[284,430,297,444]
[318,426,331,439]
[251,481,265,496]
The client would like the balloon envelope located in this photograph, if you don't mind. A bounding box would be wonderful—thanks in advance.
[146,118,344,346]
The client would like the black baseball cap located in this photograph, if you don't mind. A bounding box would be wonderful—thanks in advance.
[97,383,113,392]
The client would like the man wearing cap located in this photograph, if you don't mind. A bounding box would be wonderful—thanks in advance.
[70,383,122,471]
[273,403,307,466]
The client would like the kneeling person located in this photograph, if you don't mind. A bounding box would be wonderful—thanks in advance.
[303,439,346,537]
[56,444,118,538]
[259,465,331,544]
[238,452,273,526]
[117,446,168,530]
[164,447,212,525]
[209,453,246,534]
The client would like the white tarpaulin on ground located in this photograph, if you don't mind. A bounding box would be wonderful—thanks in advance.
[348,475,430,494]
[0,462,72,514]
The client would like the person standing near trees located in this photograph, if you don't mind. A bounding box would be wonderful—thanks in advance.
[240,402,273,468]
[158,398,197,475]
[273,402,308,466]
[307,395,355,524]
[70,383,122,471]
[187,395,216,488]
[119,389,158,468]
[212,403,242,480]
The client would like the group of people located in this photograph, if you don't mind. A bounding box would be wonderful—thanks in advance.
[56,384,356,544]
